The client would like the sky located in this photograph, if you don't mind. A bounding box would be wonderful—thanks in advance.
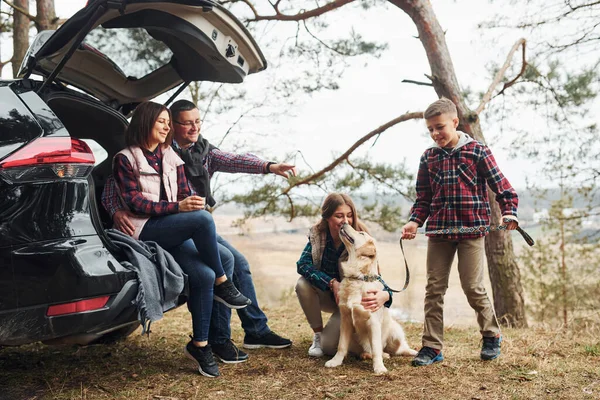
[0,0,563,190]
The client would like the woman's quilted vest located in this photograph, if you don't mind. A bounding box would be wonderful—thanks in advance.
[116,145,184,239]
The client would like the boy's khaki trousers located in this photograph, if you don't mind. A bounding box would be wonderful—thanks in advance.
[423,236,501,350]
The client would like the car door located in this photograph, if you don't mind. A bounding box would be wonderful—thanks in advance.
[17,0,267,110]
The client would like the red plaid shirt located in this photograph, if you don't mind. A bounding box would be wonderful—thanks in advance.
[409,140,518,240]
[112,147,190,216]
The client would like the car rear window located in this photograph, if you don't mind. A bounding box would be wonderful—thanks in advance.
[0,87,42,160]
[84,27,173,80]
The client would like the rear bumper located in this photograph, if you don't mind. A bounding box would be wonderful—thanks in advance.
[0,279,139,346]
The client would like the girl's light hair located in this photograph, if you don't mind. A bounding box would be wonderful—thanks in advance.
[424,97,457,119]
[316,193,368,234]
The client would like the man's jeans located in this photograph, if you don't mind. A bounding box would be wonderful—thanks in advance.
[208,236,270,344]
[140,211,234,342]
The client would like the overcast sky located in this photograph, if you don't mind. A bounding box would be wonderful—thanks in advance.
[1,0,562,190]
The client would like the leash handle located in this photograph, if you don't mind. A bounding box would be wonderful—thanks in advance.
[388,238,410,293]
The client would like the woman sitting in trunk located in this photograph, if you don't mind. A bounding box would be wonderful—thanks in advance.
[113,101,249,378]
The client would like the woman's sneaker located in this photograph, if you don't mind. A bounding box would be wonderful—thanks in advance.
[213,279,251,309]
[184,341,220,378]
[411,346,443,366]
[308,333,324,357]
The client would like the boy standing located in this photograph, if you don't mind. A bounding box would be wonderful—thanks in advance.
[401,98,519,366]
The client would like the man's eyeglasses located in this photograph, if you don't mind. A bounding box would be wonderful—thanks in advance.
[174,120,201,128]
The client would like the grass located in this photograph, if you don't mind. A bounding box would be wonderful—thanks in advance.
[1,296,599,400]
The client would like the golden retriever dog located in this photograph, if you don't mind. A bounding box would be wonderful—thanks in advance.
[324,224,417,374]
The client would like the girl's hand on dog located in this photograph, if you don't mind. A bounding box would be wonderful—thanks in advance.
[331,280,341,304]
[361,290,390,312]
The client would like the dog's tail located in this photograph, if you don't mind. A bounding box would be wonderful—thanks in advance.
[388,308,409,322]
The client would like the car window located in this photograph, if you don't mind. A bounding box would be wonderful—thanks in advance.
[84,26,173,80]
[0,87,42,160]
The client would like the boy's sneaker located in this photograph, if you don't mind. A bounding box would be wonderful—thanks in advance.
[308,333,324,357]
[243,331,292,349]
[184,341,220,378]
[212,340,249,363]
[411,346,443,367]
[213,279,251,309]
[481,334,502,361]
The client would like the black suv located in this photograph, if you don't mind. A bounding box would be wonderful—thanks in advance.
[0,0,266,346]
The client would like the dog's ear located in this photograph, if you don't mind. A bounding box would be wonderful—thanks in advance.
[360,243,377,258]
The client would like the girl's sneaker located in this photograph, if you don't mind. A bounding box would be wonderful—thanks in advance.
[308,333,324,357]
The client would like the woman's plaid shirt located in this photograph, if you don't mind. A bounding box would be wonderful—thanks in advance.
[408,140,518,240]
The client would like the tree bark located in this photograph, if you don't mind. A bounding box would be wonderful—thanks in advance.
[11,0,29,78]
[35,0,58,31]
[388,0,528,327]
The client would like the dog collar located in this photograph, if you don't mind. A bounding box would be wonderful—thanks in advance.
[347,274,380,283]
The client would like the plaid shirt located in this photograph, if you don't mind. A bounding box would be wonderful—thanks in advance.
[112,147,190,216]
[409,139,518,240]
[205,148,267,178]
[297,231,393,307]
[103,144,269,216]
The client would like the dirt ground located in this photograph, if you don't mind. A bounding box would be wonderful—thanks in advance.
[214,214,499,328]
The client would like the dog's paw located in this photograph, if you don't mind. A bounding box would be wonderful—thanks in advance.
[373,365,388,375]
[360,352,372,360]
[383,352,390,359]
[325,359,342,368]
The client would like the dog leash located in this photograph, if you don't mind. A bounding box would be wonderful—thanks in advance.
[396,224,535,293]
[418,224,535,246]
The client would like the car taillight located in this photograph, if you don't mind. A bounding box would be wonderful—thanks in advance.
[0,137,95,183]
[46,295,110,316]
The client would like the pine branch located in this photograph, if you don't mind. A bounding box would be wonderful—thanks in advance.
[2,0,36,22]
[476,38,527,115]
[245,0,356,22]
[282,111,423,194]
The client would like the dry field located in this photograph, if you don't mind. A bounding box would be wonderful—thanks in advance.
[1,225,599,399]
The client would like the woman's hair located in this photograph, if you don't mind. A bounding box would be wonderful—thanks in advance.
[125,101,173,149]
[316,193,368,233]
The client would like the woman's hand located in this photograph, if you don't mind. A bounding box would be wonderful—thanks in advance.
[178,195,205,212]
[361,289,390,312]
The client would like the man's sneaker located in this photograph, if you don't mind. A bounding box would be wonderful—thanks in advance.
[308,333,324,357]
[243,331,292,349]
[411,346,443,367]
[481,334,502,361]
[212,340,249,363]
[184,341,220,378]
[214,279,251,309]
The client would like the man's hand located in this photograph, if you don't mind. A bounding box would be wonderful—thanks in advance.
[401,221,419,240]
[269,163,297,179]
[361,289,389,312]
[179,195,205,212]
[113,210,136,236]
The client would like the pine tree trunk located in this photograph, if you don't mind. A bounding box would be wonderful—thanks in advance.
[35,0,58,31]
[11,0,29,78]
[389,0,528,327]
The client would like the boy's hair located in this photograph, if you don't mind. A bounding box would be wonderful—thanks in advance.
[424,97,458,119]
